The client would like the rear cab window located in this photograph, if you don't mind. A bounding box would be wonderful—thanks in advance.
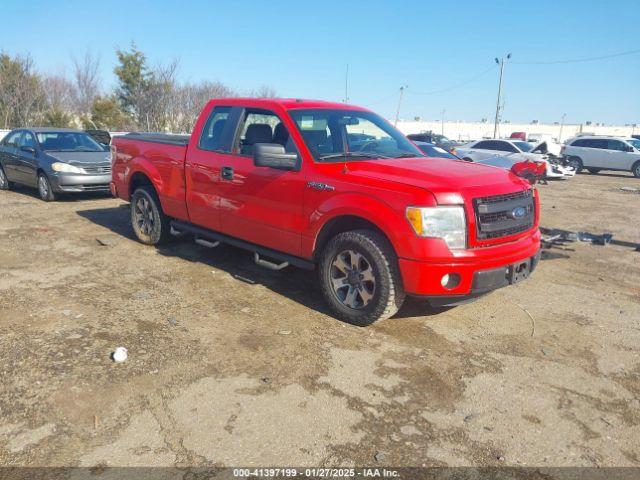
[198,106,234,152]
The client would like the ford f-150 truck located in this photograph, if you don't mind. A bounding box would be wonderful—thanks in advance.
[111,98,540,325]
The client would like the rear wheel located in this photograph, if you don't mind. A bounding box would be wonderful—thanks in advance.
[37,173,56,201]
[319,229,405,326]
[0,165,12,190]
[587,168,601,174]
[632,161,640,179]
[567,156,583,173]
[131,185,171,245]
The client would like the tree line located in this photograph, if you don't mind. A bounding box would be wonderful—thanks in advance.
[0,44,276,133]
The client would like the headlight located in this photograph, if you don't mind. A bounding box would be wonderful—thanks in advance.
[406,206,467,249]
[51,162,86,174]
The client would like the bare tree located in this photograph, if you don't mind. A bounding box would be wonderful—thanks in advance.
[72,51,101,115]
[0,53,45,128]
[248,85,278,98]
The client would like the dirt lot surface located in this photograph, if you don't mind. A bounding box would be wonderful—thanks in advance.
[0,172,639,469]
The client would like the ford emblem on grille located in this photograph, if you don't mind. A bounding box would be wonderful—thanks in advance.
[511,206,527,219]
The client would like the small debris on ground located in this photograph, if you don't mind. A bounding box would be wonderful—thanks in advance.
[463,414,476,423]
[279,330,292,336]
[541,347,553,357]
[620,186,640,194]
[133,291,151,300]
[167,317,179,327]
[497,455,506,462]
[95,236,118,247]
[374,451,385,462]
[111,347,128,363]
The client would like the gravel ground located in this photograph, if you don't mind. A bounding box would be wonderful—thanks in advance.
[0,171,639,469]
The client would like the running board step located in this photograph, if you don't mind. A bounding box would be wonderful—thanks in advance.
[169,220,315,270]
[254,253,289,271]
[195,237,220,248]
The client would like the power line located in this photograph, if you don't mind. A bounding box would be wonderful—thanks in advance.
[407,64,498,95]
[365,63,497,106]
[512,48,640,65]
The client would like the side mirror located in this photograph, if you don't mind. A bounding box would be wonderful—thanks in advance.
[20,146,36,155]
[253,143,299,170]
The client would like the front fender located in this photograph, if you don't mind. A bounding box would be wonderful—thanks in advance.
[304,192,414,258]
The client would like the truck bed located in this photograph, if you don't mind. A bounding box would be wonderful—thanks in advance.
[121,132,190,146]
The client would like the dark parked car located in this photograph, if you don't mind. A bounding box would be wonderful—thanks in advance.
[0,127,112,201]
[406,132,458,152]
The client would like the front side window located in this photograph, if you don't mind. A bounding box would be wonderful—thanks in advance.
[20,132,37,148]
[627,139,640,151]
[606,140,627,151]
[199,106,232,152]
[473,141,493,150]
[36,132,104,152]
[289,109,423,161]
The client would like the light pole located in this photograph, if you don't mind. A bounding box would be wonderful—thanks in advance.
[558,113,566,143]
[493,54,511,139]
[394,85,408,127]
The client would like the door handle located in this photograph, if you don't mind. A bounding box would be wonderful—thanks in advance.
[221,166,234,180]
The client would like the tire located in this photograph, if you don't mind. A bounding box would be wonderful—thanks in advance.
[587,168,601,174]
[37,172,56,201]
[318,229,405,326]
[0,165,12,190]
[567,156,583,174]
[462,157,473,162]
[130,185,171,245]
[632,161,640,179]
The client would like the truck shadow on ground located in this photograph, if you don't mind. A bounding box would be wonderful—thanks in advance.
[77,206,447,325]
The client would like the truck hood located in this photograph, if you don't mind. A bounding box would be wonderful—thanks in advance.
[47,151,112,166]
[344,156,530,203]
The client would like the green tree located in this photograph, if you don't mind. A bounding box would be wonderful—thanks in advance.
[113,43,149,119]
[44,110,72,128]
[87,95,130,130]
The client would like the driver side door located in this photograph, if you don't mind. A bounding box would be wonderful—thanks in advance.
[218,108,306,256]
[15,131,39,186]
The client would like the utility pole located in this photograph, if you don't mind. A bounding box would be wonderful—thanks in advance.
[394,85,408,127]
[558,113,566,143]
[493,54,511,139]
[441,109,446,136]
[343,64,349,103]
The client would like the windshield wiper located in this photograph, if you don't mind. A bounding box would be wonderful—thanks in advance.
[393,153,421,158]
[319,152,389,161]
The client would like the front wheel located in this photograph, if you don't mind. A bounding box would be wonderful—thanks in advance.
[131,186,171,245]
[567,157,583,174]
[632,161,640,179]
[37,173,56,201]
[587,168,601,174]
[318,229,405,326]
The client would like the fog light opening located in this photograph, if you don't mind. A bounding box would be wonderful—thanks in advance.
[441,273,461,290]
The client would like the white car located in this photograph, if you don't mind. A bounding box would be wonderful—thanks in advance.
[562,136,640,178]
[456,139,575,179]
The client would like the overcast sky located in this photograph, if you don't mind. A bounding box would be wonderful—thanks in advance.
[1,0,638,125]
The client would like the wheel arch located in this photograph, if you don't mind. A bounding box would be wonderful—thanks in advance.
[312,214,395,261]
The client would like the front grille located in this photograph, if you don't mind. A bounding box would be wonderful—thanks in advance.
[473,189,535,240]
[81,165,112,175]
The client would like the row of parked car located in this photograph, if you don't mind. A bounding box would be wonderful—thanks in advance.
[407,131,640,179]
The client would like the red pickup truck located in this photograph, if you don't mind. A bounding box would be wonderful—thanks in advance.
[111,98,540,325]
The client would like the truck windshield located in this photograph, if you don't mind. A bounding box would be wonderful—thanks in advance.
[289,109,424,161]
[36,132,105,152]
